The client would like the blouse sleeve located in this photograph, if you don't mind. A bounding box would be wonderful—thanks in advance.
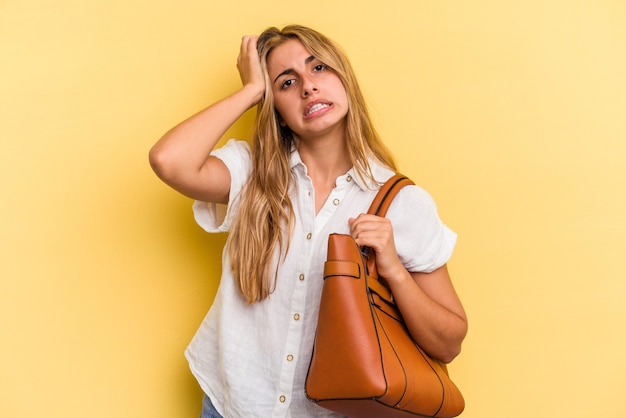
[192,139,252,233]
[386,185,457,273]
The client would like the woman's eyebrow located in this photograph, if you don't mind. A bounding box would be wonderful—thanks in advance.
[273,55,317,84]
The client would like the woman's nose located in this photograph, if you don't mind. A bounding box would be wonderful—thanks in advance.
[302,79,318,97]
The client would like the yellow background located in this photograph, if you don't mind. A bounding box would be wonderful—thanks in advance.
[2,1,625,417]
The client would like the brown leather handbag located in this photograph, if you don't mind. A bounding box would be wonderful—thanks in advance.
[305,174,465,418]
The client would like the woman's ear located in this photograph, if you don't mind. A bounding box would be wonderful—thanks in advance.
[277,113,288,127]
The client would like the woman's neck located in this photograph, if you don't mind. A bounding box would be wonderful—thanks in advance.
[297,135,351,185]
[295,134,351,214]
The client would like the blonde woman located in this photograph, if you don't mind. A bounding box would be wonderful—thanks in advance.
[150,25,467,418]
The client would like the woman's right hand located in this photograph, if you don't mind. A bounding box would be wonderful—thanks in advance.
[237,35,265,106]
[149,35,268,203]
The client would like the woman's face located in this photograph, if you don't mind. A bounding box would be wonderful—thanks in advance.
[266,39,349,141]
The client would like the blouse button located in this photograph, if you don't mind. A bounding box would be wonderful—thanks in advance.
[299,273,305,281]
[286,354,294,362]
[333,198,340,205]
[293,313,301,321]
[279,395,286,403]
[306,233,312,240]
[347,175,352,182]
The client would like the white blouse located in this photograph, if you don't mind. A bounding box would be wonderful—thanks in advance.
[185,139,457,418]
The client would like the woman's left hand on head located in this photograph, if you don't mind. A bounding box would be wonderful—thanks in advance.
[236,35,265,103]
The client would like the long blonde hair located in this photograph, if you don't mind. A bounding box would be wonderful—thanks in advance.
[228,25,398,303]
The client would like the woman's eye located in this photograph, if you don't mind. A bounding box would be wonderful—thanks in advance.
[313,64,326,72]
[281,79,295,89]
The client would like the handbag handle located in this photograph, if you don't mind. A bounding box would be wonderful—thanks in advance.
[367,174,415,217]
[361,174,415,278]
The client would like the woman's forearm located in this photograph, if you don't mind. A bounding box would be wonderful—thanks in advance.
[149,36,265,200]
[149,84,262,187]
[388,266,468,363]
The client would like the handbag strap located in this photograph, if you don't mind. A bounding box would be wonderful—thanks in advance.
[367,174,415,217]
[361,174,415,301]
[360,174,414,263]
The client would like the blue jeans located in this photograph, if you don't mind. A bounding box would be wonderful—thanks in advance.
[200,394,223,418]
